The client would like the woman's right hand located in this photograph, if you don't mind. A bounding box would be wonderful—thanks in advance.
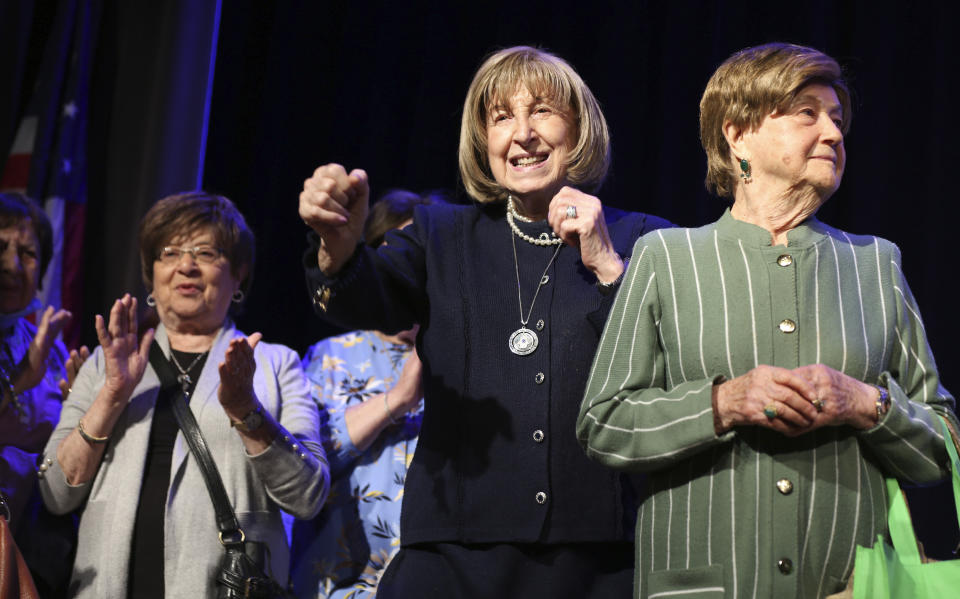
[391,347,424,415]
[713,365,820,435]
[299,163,370,275]
[95,294,154,404]
[58,345,91,399]
[55,295,154,485]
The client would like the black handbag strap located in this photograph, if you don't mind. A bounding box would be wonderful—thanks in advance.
[148,341,244,543]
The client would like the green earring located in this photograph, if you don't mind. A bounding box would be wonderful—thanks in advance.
[739,158,752,183]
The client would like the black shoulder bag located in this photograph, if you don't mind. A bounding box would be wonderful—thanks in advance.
[149,341,288,599]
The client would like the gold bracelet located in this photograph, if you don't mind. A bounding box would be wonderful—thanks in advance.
[77,418,110,444]
[382,390,397,425]
[874,386,891,423]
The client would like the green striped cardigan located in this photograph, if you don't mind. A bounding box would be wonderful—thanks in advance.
[577,209,957,599]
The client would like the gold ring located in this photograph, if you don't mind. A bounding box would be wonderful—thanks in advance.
[812,398,823,412]
[763,404,778,419]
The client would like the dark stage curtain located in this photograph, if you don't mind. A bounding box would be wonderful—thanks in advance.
[84,0,221,339]
[0,1,40,161]
[1,0,220,346]
[203,0,960,557]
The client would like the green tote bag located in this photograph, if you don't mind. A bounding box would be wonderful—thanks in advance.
[852,417,960,599]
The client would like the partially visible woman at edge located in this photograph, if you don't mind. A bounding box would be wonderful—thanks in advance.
[0,192,87,597]
[299,47,672,597]
[290,189,445,597]
[577,42,957,599]
[40,192,329,598]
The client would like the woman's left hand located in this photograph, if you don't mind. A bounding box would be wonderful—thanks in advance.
[218,333,263,413]
[792,364,880,430]
[547,186,624,283]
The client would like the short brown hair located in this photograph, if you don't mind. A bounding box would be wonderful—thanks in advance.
[0,192,53,284]
[458,46,610,203]
[138,191,255,302]
[364,189,448,248]
[700,43,851,198]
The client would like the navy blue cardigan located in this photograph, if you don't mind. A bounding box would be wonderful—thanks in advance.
[304,201,672,545]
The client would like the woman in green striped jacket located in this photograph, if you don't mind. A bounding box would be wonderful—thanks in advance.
[577,43,958,599]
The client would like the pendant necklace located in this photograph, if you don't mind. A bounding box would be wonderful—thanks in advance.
[509,230,562,355]
[170,350,208,395]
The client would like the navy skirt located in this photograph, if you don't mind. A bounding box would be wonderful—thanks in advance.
[377,541,634,598]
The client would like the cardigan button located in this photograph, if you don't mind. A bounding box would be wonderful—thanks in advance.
[776,479,793,494]
[777,254,793,267]
[778,319,796,334]
[535,372,545,384]
[777,557,793,574]
[299,453,307,460]
[536,319,545,331]
[532,430,545,443]
[535,491,547,505]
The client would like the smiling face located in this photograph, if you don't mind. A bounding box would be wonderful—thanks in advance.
[0,220,40,314]
[742,83,846,200]
[486,86,573,213]
[151,227,242,335]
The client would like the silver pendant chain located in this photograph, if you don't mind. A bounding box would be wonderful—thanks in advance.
[506,195,562,246]
[170,350,207,392]
[509,231,562,355]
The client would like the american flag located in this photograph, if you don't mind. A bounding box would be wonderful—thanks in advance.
[1,0,100,350]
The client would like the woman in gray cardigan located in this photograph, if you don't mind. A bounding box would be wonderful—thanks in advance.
[578,43,958,599]
[40,192,329,598]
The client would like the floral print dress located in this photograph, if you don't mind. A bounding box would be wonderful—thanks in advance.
[291,331,421,599]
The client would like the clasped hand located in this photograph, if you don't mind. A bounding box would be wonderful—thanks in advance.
[299,163,369,275]
[715,363,879,435]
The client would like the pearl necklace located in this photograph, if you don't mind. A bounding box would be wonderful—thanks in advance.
[506,195,561,246]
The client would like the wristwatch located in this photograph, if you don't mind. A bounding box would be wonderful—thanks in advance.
[230,405,265,433]
[597,258,629,296]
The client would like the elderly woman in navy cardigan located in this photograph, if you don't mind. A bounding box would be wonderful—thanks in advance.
[299,46,671,597]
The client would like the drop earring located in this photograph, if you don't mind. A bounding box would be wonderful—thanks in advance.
[739,158,753,184]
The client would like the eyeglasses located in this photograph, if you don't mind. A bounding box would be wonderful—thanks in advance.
[157,245,224,265]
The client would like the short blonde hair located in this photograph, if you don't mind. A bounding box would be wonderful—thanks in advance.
[700,43,851,198]
[458,46,610,203]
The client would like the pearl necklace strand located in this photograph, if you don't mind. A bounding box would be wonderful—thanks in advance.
[506,195,561,246]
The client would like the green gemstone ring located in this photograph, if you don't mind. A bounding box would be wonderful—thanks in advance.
[763,404,779,419]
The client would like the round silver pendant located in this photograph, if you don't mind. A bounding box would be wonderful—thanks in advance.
[509,327,538,355]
